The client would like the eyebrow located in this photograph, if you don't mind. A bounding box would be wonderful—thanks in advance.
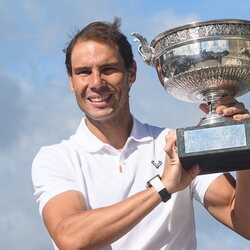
[73,63,122,73]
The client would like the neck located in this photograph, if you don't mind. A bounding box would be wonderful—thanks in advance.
[85,113,133,150]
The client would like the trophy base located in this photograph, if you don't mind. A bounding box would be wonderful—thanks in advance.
[176,120,250,175]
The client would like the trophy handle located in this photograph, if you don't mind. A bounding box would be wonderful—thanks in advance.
[131,32,155,66]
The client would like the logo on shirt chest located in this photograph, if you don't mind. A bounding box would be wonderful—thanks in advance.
[151,160,162,169]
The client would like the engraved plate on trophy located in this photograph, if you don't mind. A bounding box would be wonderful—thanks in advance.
[132,19,250,174]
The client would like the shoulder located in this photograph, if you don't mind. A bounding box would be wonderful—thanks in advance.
[32,139,79,180]
[133,117,170,139]
[31,140,83,214]
[33,140,73,165]
[143,122,171,144]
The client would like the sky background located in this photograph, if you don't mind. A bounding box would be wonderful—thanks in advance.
[1,0,250,249]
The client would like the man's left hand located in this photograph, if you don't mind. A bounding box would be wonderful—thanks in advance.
[199,96,250,121]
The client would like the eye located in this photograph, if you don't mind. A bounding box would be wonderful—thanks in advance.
[74,68,91,76]
[102,66,118,75]
[79,69,92,75]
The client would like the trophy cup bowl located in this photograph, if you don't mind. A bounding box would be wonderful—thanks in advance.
[132,19,250,174]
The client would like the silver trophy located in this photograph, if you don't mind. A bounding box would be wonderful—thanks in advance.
[132,19,250,174]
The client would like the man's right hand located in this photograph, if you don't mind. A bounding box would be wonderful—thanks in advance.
[162,129,200,194]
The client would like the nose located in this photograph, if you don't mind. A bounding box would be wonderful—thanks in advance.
[89,70,106,89]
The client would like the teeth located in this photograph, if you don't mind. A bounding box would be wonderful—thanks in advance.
[90,95,110,102]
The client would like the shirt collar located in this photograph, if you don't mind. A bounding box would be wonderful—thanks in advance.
[71,116,153,153]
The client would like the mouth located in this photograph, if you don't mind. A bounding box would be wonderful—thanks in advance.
[88,94,112,103]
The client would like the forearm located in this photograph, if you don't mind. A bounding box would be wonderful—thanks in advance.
[54,188,161,250]
[232,170,250,239]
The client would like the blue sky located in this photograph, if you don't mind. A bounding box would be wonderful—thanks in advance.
[1,0,250,249]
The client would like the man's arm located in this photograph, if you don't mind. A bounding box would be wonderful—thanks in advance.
[43,187,161,250]
[201,96,250,239]
[204,171,250,240]
[233,170,250,238]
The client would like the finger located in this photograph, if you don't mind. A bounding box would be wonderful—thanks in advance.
[199,103,209,114]
[165,129,176,145]
[233,111,250,121]
[165,129,177,158]
[217,102,246,116]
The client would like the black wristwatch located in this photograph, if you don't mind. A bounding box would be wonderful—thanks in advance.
[146,175,171,202]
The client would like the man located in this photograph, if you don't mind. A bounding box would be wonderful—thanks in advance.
[32,18,250,250]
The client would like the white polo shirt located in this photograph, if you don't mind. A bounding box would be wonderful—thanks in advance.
[32,117,221,250]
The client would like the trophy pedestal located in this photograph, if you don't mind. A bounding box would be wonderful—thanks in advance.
[177,120,250,174]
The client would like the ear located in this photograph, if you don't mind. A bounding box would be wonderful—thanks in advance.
[128,61,137,85]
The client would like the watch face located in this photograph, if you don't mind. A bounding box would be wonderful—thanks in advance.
[147,175,159,188]
[147,175,171,202]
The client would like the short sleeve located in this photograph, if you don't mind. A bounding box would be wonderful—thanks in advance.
[191,173,223,205]
[32,145,81,215]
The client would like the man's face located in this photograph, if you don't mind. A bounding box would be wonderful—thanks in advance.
[69,40,136,122]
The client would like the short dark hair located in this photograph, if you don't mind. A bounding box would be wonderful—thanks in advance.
[63,17,134,76]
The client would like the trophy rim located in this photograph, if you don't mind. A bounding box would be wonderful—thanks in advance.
[151,18,250,48]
